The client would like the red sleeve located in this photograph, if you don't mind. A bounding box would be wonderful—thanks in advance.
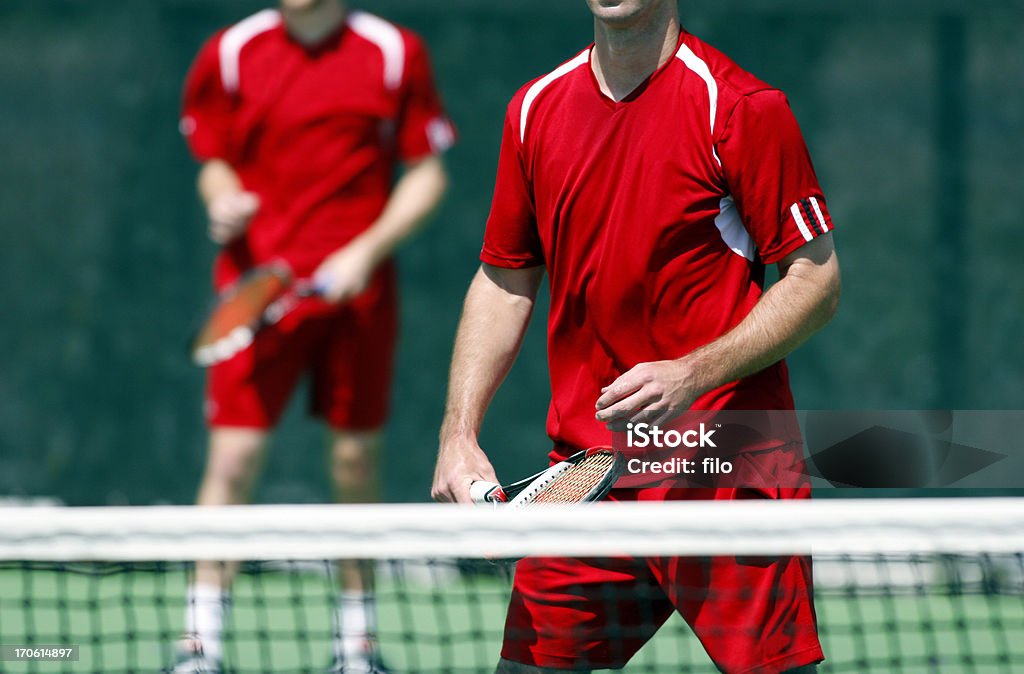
[716,89,834,264]
[180,33,237,162]
[480,108,544,268]
[395,33,456,161]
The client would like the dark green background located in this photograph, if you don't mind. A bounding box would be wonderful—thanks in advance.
[1,1,1021,505]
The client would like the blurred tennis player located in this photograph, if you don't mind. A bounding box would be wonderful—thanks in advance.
[433,0,839,672]
[175,0,454,671]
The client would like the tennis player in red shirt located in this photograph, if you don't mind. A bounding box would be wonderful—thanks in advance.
[433,1,839,672]
[176,0,454,672]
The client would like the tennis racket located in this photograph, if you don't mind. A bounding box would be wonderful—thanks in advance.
[190,264,319,367]
[470,446,624,508]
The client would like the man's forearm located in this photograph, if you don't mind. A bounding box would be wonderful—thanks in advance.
[440,265,543,443]
[351,155,448,263]
[432,264,543,503]
[685,238,841,397]
[595,235,840,427]
[197,159,242,206]
[197,159,262,245]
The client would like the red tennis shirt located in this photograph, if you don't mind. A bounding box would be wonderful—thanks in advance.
[482,30,834,457]
[182,9,455,284]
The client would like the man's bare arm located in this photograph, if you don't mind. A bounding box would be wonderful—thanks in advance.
[688,233,841,389]
[432,263,545,503]
[314,154,448,303]
[197,159,260,245]
[596,233,840,428]
[198,159,241,205]
[355,154,449,264]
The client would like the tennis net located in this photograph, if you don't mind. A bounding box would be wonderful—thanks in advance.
[1,498,1023,673]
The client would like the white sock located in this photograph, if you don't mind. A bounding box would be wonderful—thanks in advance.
[334,591,376,663]
[185,584,230,662]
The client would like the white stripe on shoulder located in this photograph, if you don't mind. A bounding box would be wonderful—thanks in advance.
[219,9,282,94]
[347,11,405,91]
[674,41,720,165]
[520,50,590,143]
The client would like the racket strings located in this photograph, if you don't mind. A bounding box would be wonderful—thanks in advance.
[531,452,616,504]
[214,275,290,333]
[201,274,289,342]
[192,270,295,367]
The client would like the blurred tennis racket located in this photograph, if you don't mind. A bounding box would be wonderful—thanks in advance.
[190,264,319,367]
[470,447,623,508]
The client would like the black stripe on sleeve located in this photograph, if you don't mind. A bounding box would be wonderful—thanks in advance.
[801,198,823,236]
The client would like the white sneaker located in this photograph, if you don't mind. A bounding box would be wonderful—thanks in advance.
[327,644,390,673]
[168,635,222,674]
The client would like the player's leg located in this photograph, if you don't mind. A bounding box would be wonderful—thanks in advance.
[182,428,268,668]
[501,550,673,671]
[313,263,397,673]
[655,543,823,674]
[174,315,311,673]
[194,426,270,586]
[650,460,823,674]
[329,428,382,508]
[328,428,385,672]
[495,553,815,671]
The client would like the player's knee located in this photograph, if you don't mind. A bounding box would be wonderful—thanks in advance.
[331,451,374,490]
[206,456,261,497]
[205,430,267,496]
[329,432,380,488]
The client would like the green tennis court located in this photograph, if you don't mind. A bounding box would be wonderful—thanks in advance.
[2,559,1022,673]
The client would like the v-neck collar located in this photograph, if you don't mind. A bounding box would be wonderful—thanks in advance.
[283,13,348,56]
[587,30,685,109]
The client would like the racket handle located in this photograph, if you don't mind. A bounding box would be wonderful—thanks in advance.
[469,481,507,504]
[295,279,325,298]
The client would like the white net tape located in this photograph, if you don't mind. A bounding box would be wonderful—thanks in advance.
[2,498,1024,561]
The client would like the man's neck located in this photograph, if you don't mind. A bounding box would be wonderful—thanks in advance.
[591,7,680,102]
[281,0,347,47]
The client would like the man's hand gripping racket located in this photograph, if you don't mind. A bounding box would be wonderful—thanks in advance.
[190,264,321,367]
[470,446,624,508]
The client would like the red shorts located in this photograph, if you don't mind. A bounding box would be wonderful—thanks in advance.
[205,262,397,430]
[502,482,824,673]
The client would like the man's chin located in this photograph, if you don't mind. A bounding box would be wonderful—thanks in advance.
[589,2,646,26]
[280,0,331,14]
